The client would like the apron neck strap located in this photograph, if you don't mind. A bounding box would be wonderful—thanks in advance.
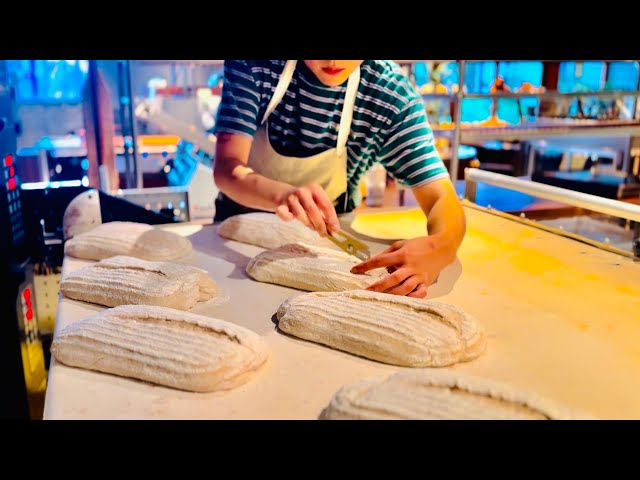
[261,60,360,156]
[336,67,359,156]
[261,60,297,124]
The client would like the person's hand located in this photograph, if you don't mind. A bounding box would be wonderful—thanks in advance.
[350,235,456,298]
[275,183,340,237]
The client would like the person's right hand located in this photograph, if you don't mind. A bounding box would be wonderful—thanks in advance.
[275,183,340,237]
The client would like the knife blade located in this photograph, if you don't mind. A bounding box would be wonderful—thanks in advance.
[327,230,371,262]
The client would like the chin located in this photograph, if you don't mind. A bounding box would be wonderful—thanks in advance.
[319,75,349,86]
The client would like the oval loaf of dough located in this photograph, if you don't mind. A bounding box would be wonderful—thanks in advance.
[276,290,486,367]
[61,255,219,310]
[64,221,192,261]
[320,369,596,420]
[247,243,386,292]
[218,212,326,249]
[51,305,269,392]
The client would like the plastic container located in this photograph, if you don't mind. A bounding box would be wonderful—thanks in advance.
[366,163,387,207]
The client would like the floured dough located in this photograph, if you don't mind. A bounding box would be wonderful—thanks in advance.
[64,221,192,261]
[51,305,269,392]
[61,255,219,310]
[320,369,595,420]
[218,212,328,249]
[276,289,486,367]
[247,243,386,291]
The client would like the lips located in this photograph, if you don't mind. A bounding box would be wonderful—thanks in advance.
[322,67,345,76]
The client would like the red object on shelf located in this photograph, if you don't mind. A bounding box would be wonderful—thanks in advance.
[9,166,15,177]
[7,177,16,190]
[155,86,185,95]
[542,62,560,91]
[4,154,13,167]
[155,86,223,96]
[23,288,31,300]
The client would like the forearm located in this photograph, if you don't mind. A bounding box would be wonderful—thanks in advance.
[213,131,340,234]
[426,191,466,251]
[215,161,292,211]
[213,132,294,211]
[411,179,467,257]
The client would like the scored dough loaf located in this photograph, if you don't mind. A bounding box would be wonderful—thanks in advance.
[320,369,595,420]
[247,243,386,292]
[51,305,269,392]
[218,212,328,249]
[64,221,192,261]
[276,289,486,367]
[60,255,219,310]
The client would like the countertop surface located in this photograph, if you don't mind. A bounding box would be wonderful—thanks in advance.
[43,207,640,419]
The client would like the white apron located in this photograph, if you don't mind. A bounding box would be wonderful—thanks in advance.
[246,60,360,210]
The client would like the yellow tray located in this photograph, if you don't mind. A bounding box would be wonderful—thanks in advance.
[351,208,427,240]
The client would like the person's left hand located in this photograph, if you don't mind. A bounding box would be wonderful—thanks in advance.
[350,235,456,299]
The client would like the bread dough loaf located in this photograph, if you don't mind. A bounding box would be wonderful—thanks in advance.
[61,255,219,310]
[276,289,486,367]
[51,305,269,392]
[320,369,595,420]
[64,221,192,261]
[247,243,386,292]
[218,212,327,249]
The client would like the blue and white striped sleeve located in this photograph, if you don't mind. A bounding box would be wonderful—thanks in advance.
[378,98,449,188]
[213,60,262,138]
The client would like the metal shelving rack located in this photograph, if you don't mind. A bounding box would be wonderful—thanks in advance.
[396,60,640,181]
[114,60,225,188]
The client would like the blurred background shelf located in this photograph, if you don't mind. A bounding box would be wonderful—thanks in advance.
[397,59,640,201]
[431,121,640,141]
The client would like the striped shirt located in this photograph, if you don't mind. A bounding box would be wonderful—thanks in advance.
[214,60,448,205]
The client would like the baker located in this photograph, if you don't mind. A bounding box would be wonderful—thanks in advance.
[213,60,466,298]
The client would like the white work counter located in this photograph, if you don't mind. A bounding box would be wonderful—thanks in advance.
[43,207,640,419]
